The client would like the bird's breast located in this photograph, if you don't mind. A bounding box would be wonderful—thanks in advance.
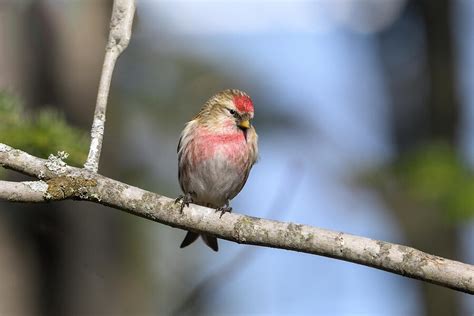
[179,128,252,206]
[189,129,249,166]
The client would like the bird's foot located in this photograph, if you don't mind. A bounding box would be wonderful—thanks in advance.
[175,193,193,213]
[216,205,232,218]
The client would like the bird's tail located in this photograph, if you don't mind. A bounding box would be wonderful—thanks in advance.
[180,231,219,252]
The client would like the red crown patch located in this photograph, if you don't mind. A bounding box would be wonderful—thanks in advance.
[233,95,254,113]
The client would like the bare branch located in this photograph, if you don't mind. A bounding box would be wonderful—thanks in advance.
[84,0,136,172]
[1,143,473,295]
[0,180,47,202]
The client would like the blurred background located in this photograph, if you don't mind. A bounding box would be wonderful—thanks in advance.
[0,0,473,315]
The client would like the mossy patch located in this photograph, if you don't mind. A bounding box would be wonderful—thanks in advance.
[45,176,97,200]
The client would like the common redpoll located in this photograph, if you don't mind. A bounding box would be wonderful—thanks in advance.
[175,89,258,251]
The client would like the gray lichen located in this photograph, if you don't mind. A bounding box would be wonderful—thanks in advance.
[45,151,69,174]
[38,170,46,179]
[399,246,430,277]
[375,240,394,267]
[275,223,313,247]
[24,180,48,193]
[233,217,258,243]
[140,192,158,213]
[0,143,11,152]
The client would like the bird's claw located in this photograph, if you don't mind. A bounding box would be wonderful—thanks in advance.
[216,205,232,218]
[175,193,193,213]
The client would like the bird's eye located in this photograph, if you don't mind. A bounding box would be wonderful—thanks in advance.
[228,109,236,115]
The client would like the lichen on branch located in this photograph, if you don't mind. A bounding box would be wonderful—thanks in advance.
[1,143,473,295]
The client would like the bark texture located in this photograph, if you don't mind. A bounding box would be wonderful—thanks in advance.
[1,143,473,295]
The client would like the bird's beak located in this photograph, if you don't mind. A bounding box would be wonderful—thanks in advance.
[238,120,250,129]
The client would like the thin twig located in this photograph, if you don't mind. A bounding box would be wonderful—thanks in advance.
[1,143,473,295]
[84,0,136,172]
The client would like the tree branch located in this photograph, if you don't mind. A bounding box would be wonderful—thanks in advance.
[1,0,473,298]
[1,143,473,295]
[0,180,47,202]
[84,0,136,172]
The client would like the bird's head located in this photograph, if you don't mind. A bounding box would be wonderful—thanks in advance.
[199,89,255,132]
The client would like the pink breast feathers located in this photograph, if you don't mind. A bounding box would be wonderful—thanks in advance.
[233,95,254,113]
[190,128,247,165]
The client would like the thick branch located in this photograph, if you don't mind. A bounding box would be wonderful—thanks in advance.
[84,0,136,172]
[1,143,473,294]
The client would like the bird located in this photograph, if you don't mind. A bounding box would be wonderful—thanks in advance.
[175,89,258,251]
